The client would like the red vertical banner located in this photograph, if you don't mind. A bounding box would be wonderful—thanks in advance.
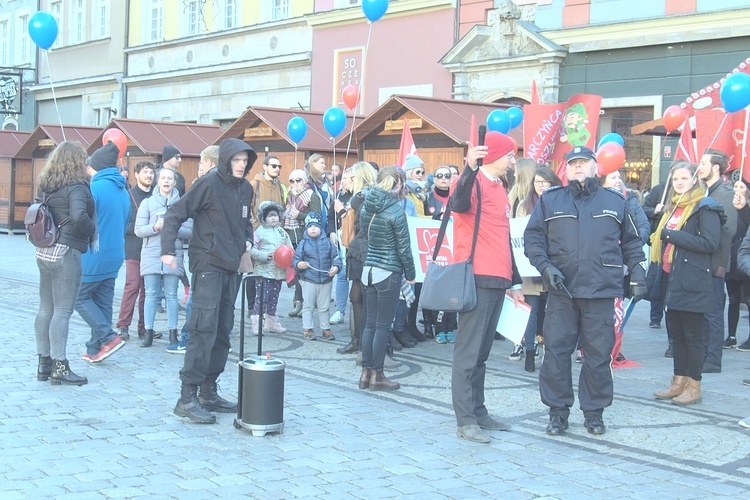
[333,47,364,115]
[695,108,748,173]
[675,118,697,163]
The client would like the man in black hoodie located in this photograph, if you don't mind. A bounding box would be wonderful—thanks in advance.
[161,138,257,424]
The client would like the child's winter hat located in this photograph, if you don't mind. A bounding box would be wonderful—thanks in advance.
[258,201,283,223]
[305,211,323,230]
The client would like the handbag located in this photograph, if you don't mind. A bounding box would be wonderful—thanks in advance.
[419,181,481,313]
[238,251,254,274]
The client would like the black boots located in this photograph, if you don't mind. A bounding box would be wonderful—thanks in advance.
[37,355,52,381]
[174,383,216,424]
[525,351,535,372]
[168,329,179,346]
[198,377,238,413]
[141,329,155,347]
[50,359,88,386]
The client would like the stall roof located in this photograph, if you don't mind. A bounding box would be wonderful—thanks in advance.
[0,130,32,157]
[347,95,523,145]
[216,106,355,152]
[16,124,103,159]
[89,118,223,156]
[631,118,667,136]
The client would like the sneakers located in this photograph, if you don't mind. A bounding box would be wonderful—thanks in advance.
[330,310,344,324]
[166,340,188,354]
[740,417,750,429]
[435,332,448,344]
[322,329,335,341]
[456,424,491,444]
[575,349,584,363]
[509,344,524,361]
[584,414,606,435]
[117,327,129,340]
[723,336,737,349]
[446,331,455,343]
[303,329,317,341]
[546,414,569,436]
[649,321,661,328]
[82,336,125,363]
[743,379,750,386]
[664,342,674,358]
[736,339,750,351]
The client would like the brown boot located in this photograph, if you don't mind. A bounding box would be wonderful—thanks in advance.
[369,370,399,391]
[672,378,702,405]
[359,368,371,389]
[654,375,688,399]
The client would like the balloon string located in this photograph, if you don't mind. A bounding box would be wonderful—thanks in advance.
[44,50,66,142]
[293,144,298,171]
[341,21,373,172]
[706,113,728,151]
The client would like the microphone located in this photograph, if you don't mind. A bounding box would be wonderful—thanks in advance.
[476,125,487,168]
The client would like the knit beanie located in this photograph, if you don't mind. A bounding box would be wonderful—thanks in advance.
[90,142,120,171]
[162,145,180,163]
[484,132,515,165]
[305,211,323,230]
[402,154,424,173]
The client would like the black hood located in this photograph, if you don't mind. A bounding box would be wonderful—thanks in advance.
[217,138,258,183]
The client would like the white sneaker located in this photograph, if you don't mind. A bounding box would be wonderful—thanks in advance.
[330,310,344,324]
[740,417,750,429]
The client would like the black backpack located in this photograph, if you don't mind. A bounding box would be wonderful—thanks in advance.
[25,194,69,248]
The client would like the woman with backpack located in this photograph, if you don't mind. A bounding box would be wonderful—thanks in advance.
[33,141,96,386]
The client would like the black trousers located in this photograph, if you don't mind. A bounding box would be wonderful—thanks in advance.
[180,270,240,385]
[667,309,704,381]
[539,294,615,417]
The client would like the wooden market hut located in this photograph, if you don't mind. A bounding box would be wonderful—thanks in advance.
[215,106,357,184]
[0,130,32,234]
[8,125,102,234]
[87,118,223,190]
[347,95,523,173]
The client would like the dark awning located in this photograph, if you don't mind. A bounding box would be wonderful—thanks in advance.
[16,124,103,159]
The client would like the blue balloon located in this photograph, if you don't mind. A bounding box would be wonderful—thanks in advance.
[487,109,511,134]
[362,0,389,22]
[287,116,308,144]
[323,107,347,138]
[29,11,58,50]
[506,107,524,129]
[720,72,750,113]
[597,132,624,149]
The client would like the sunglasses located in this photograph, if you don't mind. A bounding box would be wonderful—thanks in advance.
[289,178,304,184]
[414,170,425,175]
[434,173,451,179]
[267,163,282,169]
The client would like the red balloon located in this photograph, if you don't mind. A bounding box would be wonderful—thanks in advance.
[662,105,686,133]
[342,84,359,110]
[596,142,626,176]
[274,245,294,268]
[102,128,127,158]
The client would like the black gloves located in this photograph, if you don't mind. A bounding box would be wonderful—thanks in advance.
[542,266,565,290]
[630,283,648,303]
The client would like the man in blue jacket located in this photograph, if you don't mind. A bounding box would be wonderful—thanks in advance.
[76,142,130,363]
[161,138,257,424]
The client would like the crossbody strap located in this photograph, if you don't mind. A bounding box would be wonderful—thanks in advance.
[431,180,481,263]
[43,191,70,228]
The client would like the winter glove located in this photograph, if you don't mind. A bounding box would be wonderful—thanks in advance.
[629,262,648,303]
[542,266,565,290]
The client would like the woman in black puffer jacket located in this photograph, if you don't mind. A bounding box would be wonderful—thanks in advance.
[34,141,97,386]
[358,166,416,391]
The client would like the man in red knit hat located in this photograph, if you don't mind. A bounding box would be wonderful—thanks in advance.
[450,131,524,444]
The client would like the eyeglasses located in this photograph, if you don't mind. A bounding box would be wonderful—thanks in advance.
[267,163,282,169]
[289,178,304,184]
[414,170,425,175]
[534,179,551,186]
[434,173,451,180]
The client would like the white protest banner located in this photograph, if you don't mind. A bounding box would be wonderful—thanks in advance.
[510,216,540,278]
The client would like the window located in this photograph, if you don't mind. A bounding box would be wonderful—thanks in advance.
[68,0,85,45]
[91,0,110,40]
[271,0,290,21]
[0,20,9,66]
[224,0,237,29]
[17,14,29,64]
[50,1,62,47]
[184,0,200,36]
[334,0,360,7]
[149,0,163,41]
[96,107,111,127]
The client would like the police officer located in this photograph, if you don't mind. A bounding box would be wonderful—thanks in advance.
[524,146,647,436]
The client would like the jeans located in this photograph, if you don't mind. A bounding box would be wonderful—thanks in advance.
[116,259,145,331]
[76,278,117,356]
[35,249,82,360]
[362,272,401,372]
[180,270,240,385]
[335,261,349,315]
[180,289,192,342]
[702,276,725,369]
[393,299,408,332]
[144,274,180,329]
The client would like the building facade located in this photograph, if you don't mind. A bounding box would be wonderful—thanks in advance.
[0,0,38,131]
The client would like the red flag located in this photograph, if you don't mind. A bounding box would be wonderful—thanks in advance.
[531,79,539,106]
[695,108,749,176]
[674,118,696,163]
[469,114,478,146]
[397,116,416,167]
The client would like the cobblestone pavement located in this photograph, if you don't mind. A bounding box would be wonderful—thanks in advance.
[1,234,749,499]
